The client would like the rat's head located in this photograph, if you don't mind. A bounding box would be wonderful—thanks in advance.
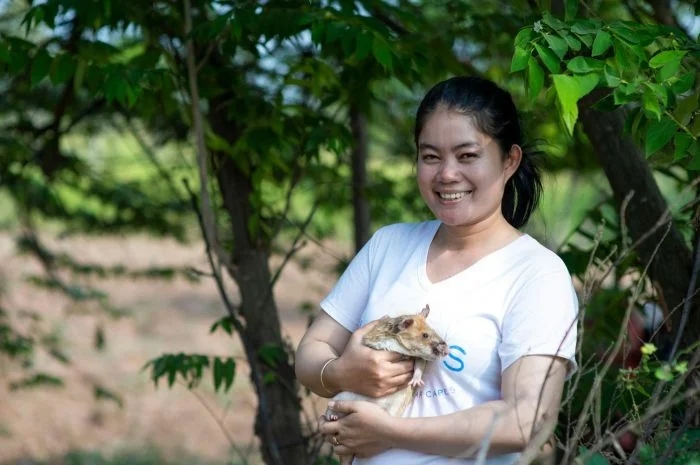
[390,305,449,361]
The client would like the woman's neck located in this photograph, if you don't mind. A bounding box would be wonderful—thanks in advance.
[436,213,521,253]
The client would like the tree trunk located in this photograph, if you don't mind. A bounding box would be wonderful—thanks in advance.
[212,151,308,465]
[350,104,371,253]
[205,83,308,464]
[579,103,698,353]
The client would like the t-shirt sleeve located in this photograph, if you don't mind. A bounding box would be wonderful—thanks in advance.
[499,269,579,378]
[320,229,382,332]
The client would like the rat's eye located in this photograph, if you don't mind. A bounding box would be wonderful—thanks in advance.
[422,333,429,339]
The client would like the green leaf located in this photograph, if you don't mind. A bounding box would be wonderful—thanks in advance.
[552,74,581,135]
[671,72,695,95]
[573,73,600,96]
[224,358,236,391]
[649,50,686,68]
[567,57,604,74]
[544,33,568,59]
[213,357,224,392]
[341,30,355,56]
[654,364,674,382]
[50,53,76,85]
[30,48,51,87]
[514,27,534,47]
[658,59,682,82]
[534,43,560,73]
[93,384,123,408]
[645,116,677,155]
[603,64,621,87]
[542,11,567,31]
[674,132,693,161]
[355,31,374,60]
[591,31,612,56]
[0,42,9,63]
[565,0,579,21]
[510,46,530,73]
[563,34,582,51]
[674,92,698,126]
[570,20,602,35]
[372,37,392,70]
[527,57,544,98]
[104,72,126,104]
[687,142,700,170]
[613,84,637,105]
[613,39,640,74]
[642,86,662,120]
[610,23,642,44]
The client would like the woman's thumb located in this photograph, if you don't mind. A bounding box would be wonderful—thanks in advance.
[328,400,355,413]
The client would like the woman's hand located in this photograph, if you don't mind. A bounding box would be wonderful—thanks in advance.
[320,400,395,458]
[331,320,414,398]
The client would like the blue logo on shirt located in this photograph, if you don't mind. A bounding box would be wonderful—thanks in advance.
[442,345,466,372]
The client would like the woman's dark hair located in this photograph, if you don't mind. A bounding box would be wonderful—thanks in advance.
[414,76,542,229]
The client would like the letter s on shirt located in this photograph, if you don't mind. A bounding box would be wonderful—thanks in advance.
[442,345,466,372]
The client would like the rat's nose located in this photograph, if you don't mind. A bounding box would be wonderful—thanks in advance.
[433,341,449,357]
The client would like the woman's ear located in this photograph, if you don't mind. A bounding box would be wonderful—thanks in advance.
[505,144,523,180]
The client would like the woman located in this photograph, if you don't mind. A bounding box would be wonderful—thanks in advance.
[295,76,579,464]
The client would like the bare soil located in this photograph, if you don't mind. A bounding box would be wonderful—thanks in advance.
[0,230,344,464]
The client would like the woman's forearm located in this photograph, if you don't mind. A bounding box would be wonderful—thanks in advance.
[387,398,553,458]
[295,341,342,398]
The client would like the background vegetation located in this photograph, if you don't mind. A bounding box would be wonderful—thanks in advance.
[0,0,698,464]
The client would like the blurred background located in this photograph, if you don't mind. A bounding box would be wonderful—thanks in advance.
[0,0,698,464]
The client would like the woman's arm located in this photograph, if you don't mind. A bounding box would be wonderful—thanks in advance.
[295,311,415,398]
[322,354,568,458]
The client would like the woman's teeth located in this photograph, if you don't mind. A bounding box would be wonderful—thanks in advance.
[439,191,470,200]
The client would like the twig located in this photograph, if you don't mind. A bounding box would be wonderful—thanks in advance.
[184,383,250,465]
[563,212,674,463]
[580,385,700,462]
[182,0,232,279]
[117,117,184,201]
[669,230,700,361]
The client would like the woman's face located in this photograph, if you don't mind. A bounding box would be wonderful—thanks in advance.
[416,107,520,229]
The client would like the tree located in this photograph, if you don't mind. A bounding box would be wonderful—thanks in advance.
[0,1,464,463]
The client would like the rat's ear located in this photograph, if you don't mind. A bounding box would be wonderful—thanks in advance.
[420,304,430,319]
[399,317,414,330]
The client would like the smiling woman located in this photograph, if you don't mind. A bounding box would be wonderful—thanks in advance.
[295,76,579,465]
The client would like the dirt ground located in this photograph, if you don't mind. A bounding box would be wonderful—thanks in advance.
[0,230,344,464]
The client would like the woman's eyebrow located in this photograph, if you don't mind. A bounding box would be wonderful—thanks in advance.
[418,141,482,151]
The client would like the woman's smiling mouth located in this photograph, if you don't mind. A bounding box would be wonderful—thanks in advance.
[437,191,472,201]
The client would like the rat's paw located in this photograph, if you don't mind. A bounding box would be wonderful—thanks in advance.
[326,413,339,421]
[408,378,425,389]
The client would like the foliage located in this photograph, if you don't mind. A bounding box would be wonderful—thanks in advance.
[512,12,699,168]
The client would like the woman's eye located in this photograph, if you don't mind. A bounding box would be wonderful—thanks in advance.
[421,154,438,161]
[459,153,477,159]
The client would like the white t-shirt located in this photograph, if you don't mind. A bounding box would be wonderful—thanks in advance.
[320,220,579,465]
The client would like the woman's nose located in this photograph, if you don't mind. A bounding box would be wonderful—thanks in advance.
[437,158,461,181]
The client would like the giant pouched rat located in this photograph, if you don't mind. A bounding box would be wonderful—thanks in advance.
[325,304,448,464]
